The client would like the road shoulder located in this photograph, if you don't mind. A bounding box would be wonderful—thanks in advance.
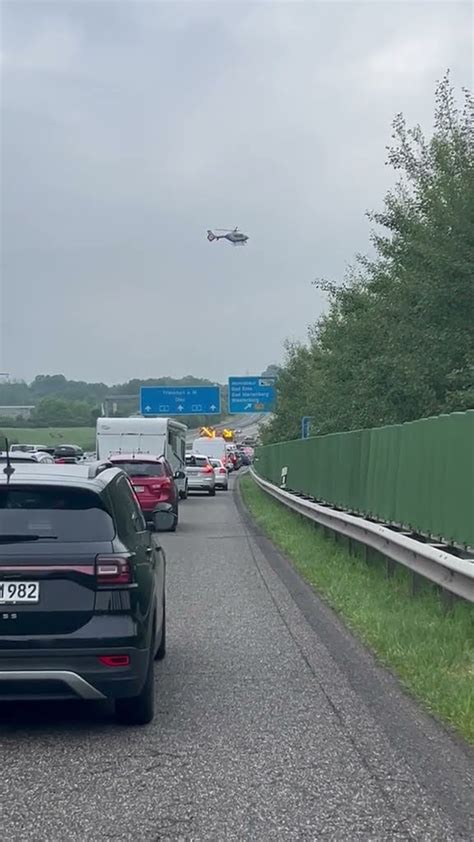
[235,475,474,838]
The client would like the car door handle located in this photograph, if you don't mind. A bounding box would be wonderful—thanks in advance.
[145,547,153,555]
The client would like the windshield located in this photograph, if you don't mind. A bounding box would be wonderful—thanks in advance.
[99,432,166,460]
[186,455,209,467]
[113,461,165,478]
[10,445,36,453]
[0,486,115,541]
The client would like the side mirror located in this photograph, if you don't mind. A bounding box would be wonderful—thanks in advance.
[174,470,185,479]
[151,502,177,532]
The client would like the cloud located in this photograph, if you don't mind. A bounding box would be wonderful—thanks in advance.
[1,17,81,73]
[1,1,472,383]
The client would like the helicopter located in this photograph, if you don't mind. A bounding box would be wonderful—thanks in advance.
[207,227,249,245]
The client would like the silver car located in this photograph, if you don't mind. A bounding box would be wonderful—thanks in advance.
[185,453,216,496]
[0,451,55,465]
[209,458,229,490]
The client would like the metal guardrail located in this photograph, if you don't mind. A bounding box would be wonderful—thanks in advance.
[250,469,474,603]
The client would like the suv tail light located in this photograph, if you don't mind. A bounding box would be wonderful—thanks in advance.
[151,478,171,492]
[96,555,132,585]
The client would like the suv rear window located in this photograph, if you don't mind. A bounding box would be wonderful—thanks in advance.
[113,461,165,478]
[0,486,115,542]
[186,455,208,467]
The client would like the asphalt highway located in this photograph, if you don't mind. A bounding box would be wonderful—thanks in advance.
[0,476,472,840]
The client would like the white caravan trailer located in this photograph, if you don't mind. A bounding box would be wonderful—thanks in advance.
[96,417,188,498]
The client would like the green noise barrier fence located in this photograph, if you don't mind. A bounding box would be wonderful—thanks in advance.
[255,411,474,548]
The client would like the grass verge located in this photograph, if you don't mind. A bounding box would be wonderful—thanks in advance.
[240,474,474,744]
[0,427,96,450]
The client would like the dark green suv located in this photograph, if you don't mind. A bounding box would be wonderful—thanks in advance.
[0,460,174,725]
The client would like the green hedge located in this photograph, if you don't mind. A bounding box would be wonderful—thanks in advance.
[255,411,474,547]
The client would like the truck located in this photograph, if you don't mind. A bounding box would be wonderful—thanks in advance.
[192,435,229,469]
[96,416,188,498]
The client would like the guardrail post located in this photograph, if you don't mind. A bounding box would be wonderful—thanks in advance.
[440,587,457,613]
[386,558,396,578]
[411,571,423,597]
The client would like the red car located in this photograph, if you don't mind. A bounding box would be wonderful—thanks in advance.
[108,454,179,531]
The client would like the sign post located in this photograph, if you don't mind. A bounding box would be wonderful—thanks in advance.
[140,386,221,416]
[228,377,276,414]
[301,416,313,439]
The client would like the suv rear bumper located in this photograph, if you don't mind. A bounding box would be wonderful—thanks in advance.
[0,647,150,701]
[135,492,177,511]
[187,476,215,490]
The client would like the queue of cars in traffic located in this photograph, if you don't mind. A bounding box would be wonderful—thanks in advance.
[0,422,254,725]
[9,443,86,463]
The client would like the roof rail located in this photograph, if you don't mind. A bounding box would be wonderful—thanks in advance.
[87,461,114,479]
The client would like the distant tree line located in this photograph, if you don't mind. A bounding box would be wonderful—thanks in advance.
[262,76,474,444]
[0,370,272,428]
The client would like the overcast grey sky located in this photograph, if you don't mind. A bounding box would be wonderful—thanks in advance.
[1,1,472,384]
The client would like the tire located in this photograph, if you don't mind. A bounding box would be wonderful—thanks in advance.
[208,487,216,497]
[169,505,178,532]
[179,482,188,500]
[155,599,166,660]
[115,648,155,726]
[223,484,228,491]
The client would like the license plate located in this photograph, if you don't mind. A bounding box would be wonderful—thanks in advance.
[0,581,40,604]
[134,486,145,493]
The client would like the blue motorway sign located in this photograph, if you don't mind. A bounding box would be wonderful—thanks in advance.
[140,385,221,416]
[228,376,276,414]
[301,416,313,439]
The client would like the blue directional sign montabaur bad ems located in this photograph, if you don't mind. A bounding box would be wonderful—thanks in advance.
[228,377,276,414]
[140,386,221,416]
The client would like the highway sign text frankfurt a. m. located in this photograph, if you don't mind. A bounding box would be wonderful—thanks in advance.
[140,386,221,416]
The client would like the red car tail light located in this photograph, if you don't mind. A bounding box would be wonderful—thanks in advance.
[219,468,226,474]
[96,555,132,585]
[151,478,171,492]
[202,464,214,473]
[98,655,130,667]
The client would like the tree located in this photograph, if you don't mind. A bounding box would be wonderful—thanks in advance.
[0,374,229,425]
[261,364,280,378]
[266,76,474,442]
[261,341,321,442]
[31,398,96,427]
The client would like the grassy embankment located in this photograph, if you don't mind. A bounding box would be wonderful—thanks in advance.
[0,427,96,451]
[240,474,474,744]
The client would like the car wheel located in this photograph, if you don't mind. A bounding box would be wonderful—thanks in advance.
[155,599,166,660]
[179,482,188,500]
[115,648,155,726]
[208,487,216,496]
[223,483,228,491]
